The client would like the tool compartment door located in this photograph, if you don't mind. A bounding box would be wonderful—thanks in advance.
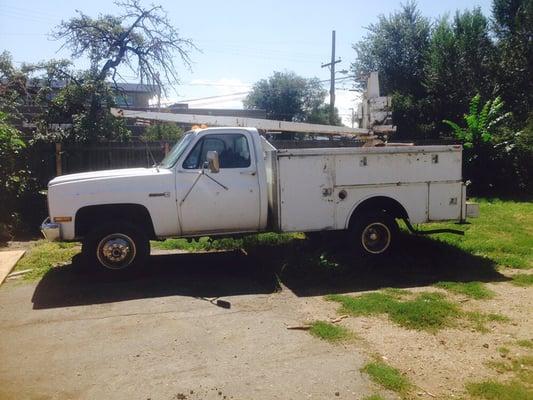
[428,181,463,221]
[277,154,336,232]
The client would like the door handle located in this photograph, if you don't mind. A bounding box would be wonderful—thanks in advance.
[240,170,256,176]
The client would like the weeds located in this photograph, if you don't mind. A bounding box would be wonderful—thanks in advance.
[464,312,510,332]
[362,361,411,394]
[327,291,509,332]
[517,339,533,349]
[308,321,352,343]
[510,274,533,287]
[434,281,495,299]
[14,241,80,280]
[152,232,300,252]
[466,380,532,400]
[498,346,511,356]
[362,395,386,400]
[487,356,533,385]
[326,292,460,332]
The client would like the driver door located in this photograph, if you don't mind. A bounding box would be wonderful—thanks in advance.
[177,131,261,234]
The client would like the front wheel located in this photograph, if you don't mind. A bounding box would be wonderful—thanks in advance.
[349,213,397,256]
[82,222,150,271]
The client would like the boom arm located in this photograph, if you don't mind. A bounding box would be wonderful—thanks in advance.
[111,108,394,139]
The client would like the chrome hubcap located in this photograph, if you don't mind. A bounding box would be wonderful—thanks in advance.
[361,222,391,254]
[97,233,136,269]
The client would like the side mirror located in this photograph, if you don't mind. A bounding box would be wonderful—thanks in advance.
[206,151,220,173]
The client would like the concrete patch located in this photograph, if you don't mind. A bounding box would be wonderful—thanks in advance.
[0,250,25,285]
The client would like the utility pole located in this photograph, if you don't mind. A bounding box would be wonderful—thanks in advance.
[321,30,341,125]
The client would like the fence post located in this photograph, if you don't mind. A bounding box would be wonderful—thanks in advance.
[55,143,62,176]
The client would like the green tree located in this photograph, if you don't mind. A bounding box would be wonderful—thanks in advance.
[35,71,131,143]
[425,9,496,134]
[53,0,195,94]
[351,2,431,138]
[351,1,430,96]
[492,0,532,125]
[36,0,196,143]
[243,71,329,122]
[307,104,342,126]
[0,51,35,121]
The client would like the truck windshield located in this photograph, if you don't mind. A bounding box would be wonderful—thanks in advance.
[159,132,195,168]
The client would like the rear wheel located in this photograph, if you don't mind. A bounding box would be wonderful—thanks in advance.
[350,213,397,256]
[82,222,150,271]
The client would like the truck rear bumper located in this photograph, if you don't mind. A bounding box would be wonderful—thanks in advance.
[40,217,61,241]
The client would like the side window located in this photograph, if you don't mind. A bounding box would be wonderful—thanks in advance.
[183,134,251,169]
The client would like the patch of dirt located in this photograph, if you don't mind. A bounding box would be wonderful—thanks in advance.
[321,278,533,399]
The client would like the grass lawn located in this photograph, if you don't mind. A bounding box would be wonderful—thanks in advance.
[422,198,532,270]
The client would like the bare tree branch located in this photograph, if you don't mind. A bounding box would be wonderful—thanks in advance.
[52,0,197,96]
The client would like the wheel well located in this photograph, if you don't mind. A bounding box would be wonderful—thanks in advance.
[348,196,409,228]
[75,204,156,239]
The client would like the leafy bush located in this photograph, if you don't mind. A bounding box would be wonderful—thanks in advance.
[442,94,531,194]
[141,123,183,141]
[0,112,28,241]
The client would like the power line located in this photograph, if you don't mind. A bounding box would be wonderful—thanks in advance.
[0,7,60,24]
[0,4,59,19]
[176,92,250,103]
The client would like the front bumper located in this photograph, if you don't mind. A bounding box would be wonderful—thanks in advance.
[40,217,61,241]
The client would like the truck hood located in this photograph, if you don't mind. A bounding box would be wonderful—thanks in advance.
[48,167,165,186]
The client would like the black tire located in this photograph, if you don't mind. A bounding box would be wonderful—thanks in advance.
[349,213,398,256]
[82,221,150,272]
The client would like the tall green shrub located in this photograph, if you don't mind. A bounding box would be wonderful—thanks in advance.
[443,95,515,194]
[0,112,28,241]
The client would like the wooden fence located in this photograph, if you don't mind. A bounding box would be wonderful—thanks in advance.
[26,141,172,188]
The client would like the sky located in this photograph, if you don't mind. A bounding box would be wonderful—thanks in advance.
[0,0,492,126]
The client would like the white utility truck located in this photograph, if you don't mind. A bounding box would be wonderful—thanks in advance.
[41,109,478,271]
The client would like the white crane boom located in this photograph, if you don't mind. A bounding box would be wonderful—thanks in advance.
[110,108,394,139]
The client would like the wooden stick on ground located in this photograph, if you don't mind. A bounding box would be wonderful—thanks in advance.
[286,325,312,330]
[330,315,348,324]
